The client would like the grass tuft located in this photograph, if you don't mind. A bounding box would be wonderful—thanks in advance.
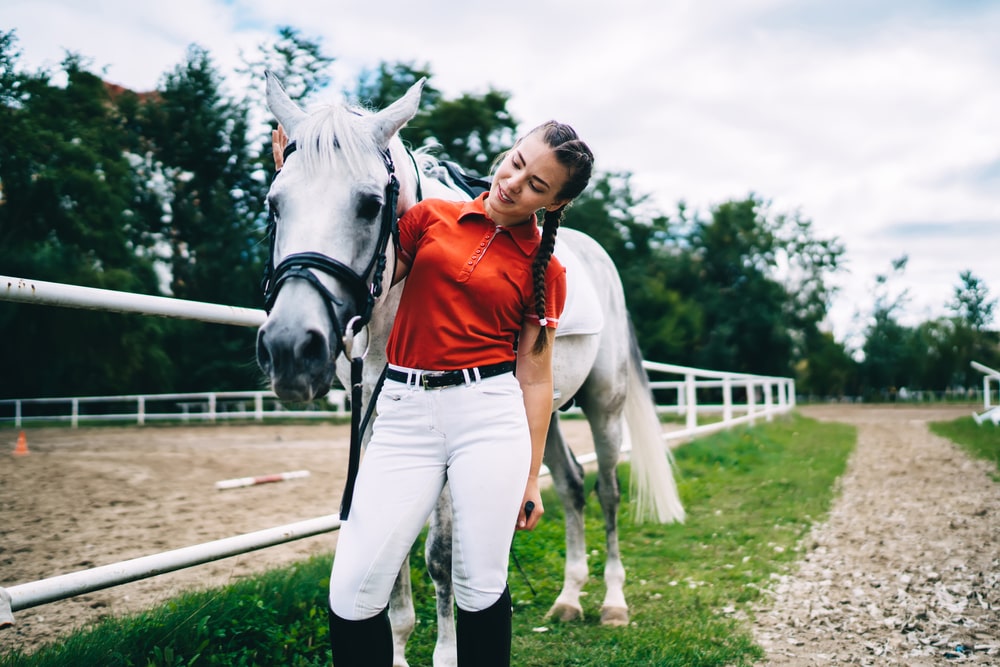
[929,415,1000,478]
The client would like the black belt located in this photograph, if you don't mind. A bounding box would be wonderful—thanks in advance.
[386,361,515,389]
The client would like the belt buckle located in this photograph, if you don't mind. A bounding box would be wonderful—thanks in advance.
[421,373,432,389]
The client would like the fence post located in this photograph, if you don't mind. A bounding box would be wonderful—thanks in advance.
[208,393,217,423]
[747,382,756,426]
[254,393,264,422]
[137,396,145,426]
[722,375,733,423]
[15,400,21,429]
[71,398,79,429]
[685,373,697,430]
[763,381,773,421]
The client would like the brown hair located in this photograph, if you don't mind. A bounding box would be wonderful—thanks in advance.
[525,121,594,354]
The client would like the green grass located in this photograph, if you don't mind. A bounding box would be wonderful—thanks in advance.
[2,413,855,667]
[929,415,1000,478]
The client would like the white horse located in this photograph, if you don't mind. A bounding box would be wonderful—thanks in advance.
[255,72,684,667]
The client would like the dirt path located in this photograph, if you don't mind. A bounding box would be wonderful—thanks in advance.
[0,419,596,655]
[752,405,1000,666]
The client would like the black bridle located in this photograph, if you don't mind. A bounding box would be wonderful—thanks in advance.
[261,141,400,344]
[260,140,402,520]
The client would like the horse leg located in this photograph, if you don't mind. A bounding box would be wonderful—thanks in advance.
[388,559,415,667]
[425,490,457,667]
[588,408,630,626]
[542,415,589,622]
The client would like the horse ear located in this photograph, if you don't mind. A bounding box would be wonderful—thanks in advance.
[367,78,425,149]
[265,70,308,136]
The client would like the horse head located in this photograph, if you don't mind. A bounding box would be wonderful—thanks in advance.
[256,71,423,401]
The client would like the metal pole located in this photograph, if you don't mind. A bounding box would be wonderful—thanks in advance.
[1,275,266,328]
[2,514,341,616]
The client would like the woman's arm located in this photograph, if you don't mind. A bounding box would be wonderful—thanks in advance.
[514,322,555,531]
[392,257,410,285]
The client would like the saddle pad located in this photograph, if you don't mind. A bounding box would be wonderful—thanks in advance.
[553,236,604,337]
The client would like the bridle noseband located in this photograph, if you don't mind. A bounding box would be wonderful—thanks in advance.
[261,141,400,347]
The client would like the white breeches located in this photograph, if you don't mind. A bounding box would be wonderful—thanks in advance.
[329,369,530,619]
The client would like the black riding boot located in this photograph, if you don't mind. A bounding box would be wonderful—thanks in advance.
[328,607,393,667]
[456,587,512,667]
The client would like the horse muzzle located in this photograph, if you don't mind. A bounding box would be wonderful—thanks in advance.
[256,281,351,401]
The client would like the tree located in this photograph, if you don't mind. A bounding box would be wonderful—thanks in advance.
[354,61,441,113]
[354,62,518,173]
[681,196,844,377]
[795,329,858,398]
[858,256,920,396]
[0,34,171,397]
[136,45,268,390]
[946,271,999,386]
[238,26,335,105]
[950,270,996,333]
[563,172,703,364]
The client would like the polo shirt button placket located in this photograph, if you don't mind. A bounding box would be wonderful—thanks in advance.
[466,229,495,272]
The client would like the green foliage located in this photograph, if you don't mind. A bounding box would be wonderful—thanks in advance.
[566,185,847,381]
[239,26,335,104]
[857,261,1000,396]
[930,416,1000,477]
[1,415,854,667]
[353,61,518,174]
[0,33,173,397]
[950,270,997,333]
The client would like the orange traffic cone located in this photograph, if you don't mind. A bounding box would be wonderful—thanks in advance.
[12,430,29,456]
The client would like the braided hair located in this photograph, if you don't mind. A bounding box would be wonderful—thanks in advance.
[525,122,594,354]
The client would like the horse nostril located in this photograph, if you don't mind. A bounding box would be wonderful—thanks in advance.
[256,331,273,372]
[301,329,329,365]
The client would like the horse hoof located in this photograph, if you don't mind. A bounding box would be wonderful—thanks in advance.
[600,605,629,626]
[545,602,584,622]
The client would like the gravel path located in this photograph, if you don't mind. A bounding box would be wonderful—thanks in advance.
[752,405,1000,666]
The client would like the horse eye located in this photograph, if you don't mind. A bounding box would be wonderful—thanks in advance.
[357,193,383,221]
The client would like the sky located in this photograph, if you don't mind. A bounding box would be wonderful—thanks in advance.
[3,0,999,350]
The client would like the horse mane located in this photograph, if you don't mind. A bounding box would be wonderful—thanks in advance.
[292,102,384,177]
[290,102,483,200]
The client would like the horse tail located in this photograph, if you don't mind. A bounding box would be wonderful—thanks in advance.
[624,316,685,524]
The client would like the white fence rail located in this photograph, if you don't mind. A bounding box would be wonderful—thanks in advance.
[0,274,795,626]
[0,389,349,428]
[971,361,1000,425]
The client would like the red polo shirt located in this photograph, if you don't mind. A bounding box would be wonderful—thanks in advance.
[386,193,566,371]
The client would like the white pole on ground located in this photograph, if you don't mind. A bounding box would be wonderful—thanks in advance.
[0,514,340,618]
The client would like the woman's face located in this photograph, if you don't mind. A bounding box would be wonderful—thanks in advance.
[485,133,570,227]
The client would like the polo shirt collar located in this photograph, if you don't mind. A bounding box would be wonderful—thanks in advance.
[458,193,540,257]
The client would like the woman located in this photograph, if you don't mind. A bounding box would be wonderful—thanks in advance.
[278,120,593,666]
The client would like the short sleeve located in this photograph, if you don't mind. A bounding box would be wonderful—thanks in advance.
[525,258,567,329]
[394,203,426,266]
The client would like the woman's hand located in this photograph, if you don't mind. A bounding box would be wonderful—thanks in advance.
[517,479,544,531]
[272,124,289,170]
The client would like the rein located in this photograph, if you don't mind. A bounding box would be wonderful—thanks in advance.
[261,141,404,520]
